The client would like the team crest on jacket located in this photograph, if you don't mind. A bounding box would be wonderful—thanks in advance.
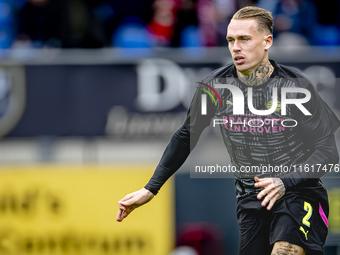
[266,100,281,112]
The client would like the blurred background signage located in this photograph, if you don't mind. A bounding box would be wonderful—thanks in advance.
[0,165,174,255]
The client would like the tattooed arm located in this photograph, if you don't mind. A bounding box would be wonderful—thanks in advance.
[271,241,306,255]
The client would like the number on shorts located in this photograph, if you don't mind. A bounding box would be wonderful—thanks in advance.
[302,201,312,227]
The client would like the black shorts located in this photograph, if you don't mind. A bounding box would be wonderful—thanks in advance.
[237,181,329,255]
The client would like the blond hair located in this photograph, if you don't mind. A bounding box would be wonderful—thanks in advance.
[232,6,273,35]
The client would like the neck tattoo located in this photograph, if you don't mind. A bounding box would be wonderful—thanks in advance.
[237,60,274,86]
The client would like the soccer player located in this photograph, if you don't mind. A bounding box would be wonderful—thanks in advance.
[116,6,340,255]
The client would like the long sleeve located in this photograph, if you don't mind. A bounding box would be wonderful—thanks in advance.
[144,123,195,195]
[281,135,339,190]
[144,81,217,195]
[280,82,340,190]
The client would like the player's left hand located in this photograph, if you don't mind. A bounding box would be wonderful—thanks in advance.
[254,176,285,210]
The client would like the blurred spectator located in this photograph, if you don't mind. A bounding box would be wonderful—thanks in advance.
[271,0,340,46]
[172,0,200,47]
[102,0,154,47]
[237,0,257,8]
[312,0,340,46]
[214,0,236,46]
[6,0,340,49]
[112,17,154,48]
[272,0,318,46]
[15,0,106,48]
[147,0,177,46]
[196,0,217,46]
[15,0,50,47]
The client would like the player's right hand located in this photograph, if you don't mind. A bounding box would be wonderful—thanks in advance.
[116,188,154,222]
